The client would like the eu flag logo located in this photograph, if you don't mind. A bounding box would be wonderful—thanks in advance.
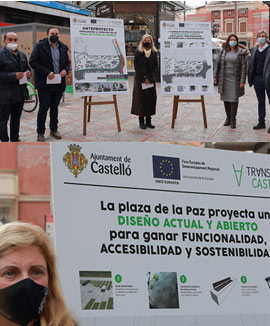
[152,156,180,180]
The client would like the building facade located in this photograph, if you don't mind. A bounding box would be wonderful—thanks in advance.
[187,1,270,48]
[84,1,188,72]
[0,143,51,228]
[0,1,90,26]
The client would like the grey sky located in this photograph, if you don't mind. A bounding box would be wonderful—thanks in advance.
[184,0,207,8]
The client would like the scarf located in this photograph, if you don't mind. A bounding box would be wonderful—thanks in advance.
[143,48,152,58]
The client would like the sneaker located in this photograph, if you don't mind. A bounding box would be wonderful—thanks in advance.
[50,130,62,139]
[37,134,45,142]
[253,123,266,130]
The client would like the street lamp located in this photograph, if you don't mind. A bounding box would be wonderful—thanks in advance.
[263,1,270,36]
[212,20,218,38]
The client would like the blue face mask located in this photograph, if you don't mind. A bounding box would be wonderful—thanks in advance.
[258,37,266,45]
[229,41,237,48]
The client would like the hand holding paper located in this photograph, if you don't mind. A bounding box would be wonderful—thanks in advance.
[141,83,154,90]
[19,72,27,85]
[46,74,61,84]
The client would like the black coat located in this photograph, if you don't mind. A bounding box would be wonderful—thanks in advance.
[29,38,70,92]
[131,50,158,117]
[0,47,30,104]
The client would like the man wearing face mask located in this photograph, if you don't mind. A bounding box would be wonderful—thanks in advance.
[0,32,31,142]
[248,31,270,132]
[29,27,70,142]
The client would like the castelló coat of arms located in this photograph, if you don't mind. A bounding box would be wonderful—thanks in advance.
[63,144,88,178]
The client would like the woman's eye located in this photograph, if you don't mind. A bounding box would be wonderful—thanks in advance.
[4,270,16,277]
[32,269,43,276]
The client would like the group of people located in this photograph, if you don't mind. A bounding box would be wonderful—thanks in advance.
[1,29,270,142]
[214,30,270,132]
[0,27,70,142]
[135,31,270,133]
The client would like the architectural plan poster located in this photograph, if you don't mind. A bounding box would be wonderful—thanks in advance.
[160,21,214,96]
[70,16,129,96]
[51,143,270,326]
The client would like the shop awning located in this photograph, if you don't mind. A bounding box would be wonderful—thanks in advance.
[83,1,191,12]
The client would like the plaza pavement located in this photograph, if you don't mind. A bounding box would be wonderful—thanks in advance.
[19,77,270,143]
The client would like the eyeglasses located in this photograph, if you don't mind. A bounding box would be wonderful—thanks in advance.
[7,38,18,42]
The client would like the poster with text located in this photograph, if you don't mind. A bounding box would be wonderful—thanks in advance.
[70,16,129,96]
[51,143,270,326]
[160,21,214,96]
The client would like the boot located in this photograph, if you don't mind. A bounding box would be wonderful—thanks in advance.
[230,102,238,129]
[146,116,155,129]
[139,117,146,129]
[223,101,231,126]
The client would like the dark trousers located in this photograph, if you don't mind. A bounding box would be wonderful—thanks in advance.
[37,88,63,135]
[253,75,270,124]
[0,102,23,142]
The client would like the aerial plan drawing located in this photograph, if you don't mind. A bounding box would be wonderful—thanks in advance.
[73,38,125,80]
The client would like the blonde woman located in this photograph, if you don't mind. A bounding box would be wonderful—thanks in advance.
[131,34,158,129]
[0,222,77,326]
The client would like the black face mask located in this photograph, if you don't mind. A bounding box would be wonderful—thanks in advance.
[143,42,151,49]
[49,35,59,43]
[0,278,48,326]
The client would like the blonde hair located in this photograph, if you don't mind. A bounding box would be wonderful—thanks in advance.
[138,33,158,53]
[0,222,77,326]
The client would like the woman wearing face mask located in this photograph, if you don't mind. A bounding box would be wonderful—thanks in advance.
[0,222,77,326]
[131,34,158,129]
[214,34,249,129]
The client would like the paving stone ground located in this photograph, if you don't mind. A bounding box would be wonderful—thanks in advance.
[18,77,270,143]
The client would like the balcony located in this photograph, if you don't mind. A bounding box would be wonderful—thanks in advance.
[217,31,253,39]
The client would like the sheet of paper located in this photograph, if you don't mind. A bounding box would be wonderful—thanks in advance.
[141,83,154,90]
[46,74,61,84]
[19,72,27,85]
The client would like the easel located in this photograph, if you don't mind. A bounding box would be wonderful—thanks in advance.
[171,95,208,129]
[83,95,121,136]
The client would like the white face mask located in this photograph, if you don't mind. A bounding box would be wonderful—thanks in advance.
[6,42,18,51]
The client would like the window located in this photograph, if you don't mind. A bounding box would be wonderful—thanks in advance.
[0,206,10,224]
[240,22,247,33]
[226,22,233,33]
[0,173,18,222]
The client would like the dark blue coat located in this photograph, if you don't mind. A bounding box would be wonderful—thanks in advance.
[29,38,70,92]
[248,43,270,88]
[0,47,30,104]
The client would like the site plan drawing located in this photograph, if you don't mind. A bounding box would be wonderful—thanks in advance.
[160,21,214,96]
[163,50,212,83]
[74,38,125,80]
[70,16,128,96]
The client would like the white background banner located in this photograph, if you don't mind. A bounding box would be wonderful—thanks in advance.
[70,16,129,96]
[51,143,270,326]
[160,21,214,96]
